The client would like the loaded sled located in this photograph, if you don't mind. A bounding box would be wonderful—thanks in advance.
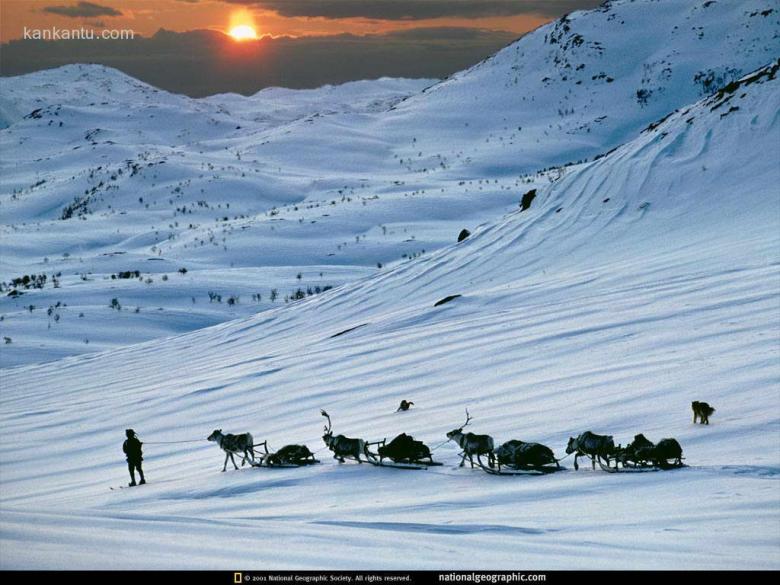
[363,433,443,469]
[478,440,564,475]
[600,434,685,473]
[252,442,319,468]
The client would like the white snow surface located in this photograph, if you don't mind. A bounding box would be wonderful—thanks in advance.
[1,0,778,366]
[1,0,779,571]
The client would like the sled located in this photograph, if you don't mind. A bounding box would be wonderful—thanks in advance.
[251,457,320,468]
[363,437,443,470]
[251,443,320,468]
[253,459,320,468]
[476,457,563,476]
[490,440,564,475]
[608,436,686,472]
[598,456,686,473]
[365,458,433,470]
[480,463,563,476]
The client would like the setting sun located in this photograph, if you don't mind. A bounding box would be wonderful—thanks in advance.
[228,9,258,42]
[229,24,257,41]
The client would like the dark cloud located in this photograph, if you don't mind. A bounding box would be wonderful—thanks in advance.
[43,2,122,18]
[385,26,508,40]
[224,0,604,20]
[0,27,519,97]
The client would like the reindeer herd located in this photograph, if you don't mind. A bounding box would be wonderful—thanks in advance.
[205,403,707,475]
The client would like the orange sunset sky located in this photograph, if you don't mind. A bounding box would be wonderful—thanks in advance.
[0,0,561,41]
[0,1,602,96]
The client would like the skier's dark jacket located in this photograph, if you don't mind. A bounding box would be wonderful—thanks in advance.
[123,436,143,463]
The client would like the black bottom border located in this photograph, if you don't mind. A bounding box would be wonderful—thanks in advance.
[1,570,777,583]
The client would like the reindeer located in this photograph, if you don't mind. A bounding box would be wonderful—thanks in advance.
[207,429,258,472]
[446,409,495,468]
[321,410,366,463]
[566,431,615,471]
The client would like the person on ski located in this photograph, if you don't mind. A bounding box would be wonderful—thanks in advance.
[123,428,146,486]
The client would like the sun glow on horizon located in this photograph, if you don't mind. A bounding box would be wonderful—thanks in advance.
[228,9,258,41]
[229,24,258,41]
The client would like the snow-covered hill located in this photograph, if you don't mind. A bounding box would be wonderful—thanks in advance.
[1,0,778,366]
[1,38,778,570]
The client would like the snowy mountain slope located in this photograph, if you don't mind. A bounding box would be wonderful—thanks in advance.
[0,71,440,366]
[1,0,778,366]
[1,62,778,569]
[250,0,780,179]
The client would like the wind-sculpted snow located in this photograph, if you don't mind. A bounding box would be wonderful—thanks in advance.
[0,52,778,569]
[1,0,778,365]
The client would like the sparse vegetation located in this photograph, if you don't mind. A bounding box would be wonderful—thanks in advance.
[61,195,92,220]
[694,67,742,96]
[2,274,47,291]
[520,189,537,212]
[111,271,140,280]
[434,295,462,307]
[636,88,653,107]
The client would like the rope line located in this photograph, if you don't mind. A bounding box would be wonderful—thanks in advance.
[429,439,451,452]
[143,439,205,445]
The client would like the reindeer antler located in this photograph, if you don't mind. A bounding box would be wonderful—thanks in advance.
[320,409,332,433]
[462,408,473,429]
